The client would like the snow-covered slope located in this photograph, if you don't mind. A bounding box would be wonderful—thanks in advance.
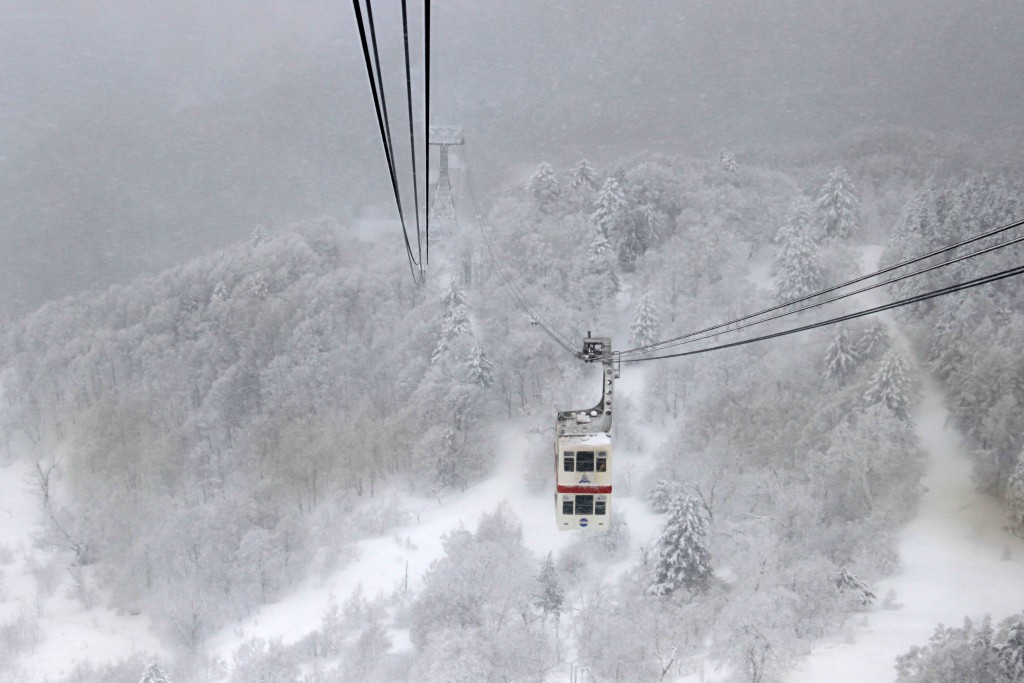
[788,363,1024,681]
[0,433,165,681]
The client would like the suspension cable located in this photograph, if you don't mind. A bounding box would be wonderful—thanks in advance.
[621,262,1024,363]
[617,216,1024,358]
[401,0,424,282]
[424,0,431,267]
[351,0,420,284]
[622,230,1024,358]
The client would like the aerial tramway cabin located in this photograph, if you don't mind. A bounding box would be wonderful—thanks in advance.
[555,336,617,530]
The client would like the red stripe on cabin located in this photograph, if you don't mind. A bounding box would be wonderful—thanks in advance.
[556,485,612,494]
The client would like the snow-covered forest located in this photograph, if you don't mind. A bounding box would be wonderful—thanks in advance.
[2,2,1024,682]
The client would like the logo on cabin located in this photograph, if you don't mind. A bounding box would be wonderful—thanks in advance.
[579,518,589,527]
[579,474,591,484]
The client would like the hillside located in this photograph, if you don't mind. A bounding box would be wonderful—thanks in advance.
[2,149,1023,681]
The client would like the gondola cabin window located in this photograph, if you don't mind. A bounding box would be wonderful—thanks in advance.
[561,450,609,473]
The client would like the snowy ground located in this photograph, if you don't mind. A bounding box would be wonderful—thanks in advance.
[0,433,165,681]
[788,370,1024,681]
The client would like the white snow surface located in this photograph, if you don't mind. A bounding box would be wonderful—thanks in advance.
[0,432,165,681]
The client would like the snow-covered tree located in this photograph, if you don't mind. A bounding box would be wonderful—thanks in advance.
[139,663,172,683]
[646,479,683,513]
[996,616,1024,681]
[212,280,229,300]
[432,279,472,364]
[591,176,629,240]
[248,273,269,300]
[585,230,620,306]
[824,325,860,387]
[896,616,1003,682]
[773,202,823,301]
[864,348,912,421]
[249,224,267,248]
[629,292,660,353]
[774,231,822,302]
[465,339,494,389]
[649,495,712,596]
[858,320,890,360]
[834,566,876,607]
[815,166,859,242]
[1007,453,1024,538]
[534,552,563,621]
[572,158,598,191]
[528,162,561,210]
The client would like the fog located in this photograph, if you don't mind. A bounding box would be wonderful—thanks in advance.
[2,0,1023,318]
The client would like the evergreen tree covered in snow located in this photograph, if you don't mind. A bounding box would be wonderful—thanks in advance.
[649,495,712,596]
[897,613,1024,682]
[834,566,876,607]
[629,292,660,353]
[824,325,860,387]
[896,616,1003,682]
[773,202,822,301]
[864,348,912,421]
[1007,453,1024,538]
[572,158,598,191]
[249,224,268,248]
[585,230,620,306]
[774,231,822,302]
[534,552,564,621]
[248,272,269,300]
[591,176,629,240]
[139,663,172,683]
[465,339,494,389]
[528,162,561,210]
[432,279,472,364]
[996,616,1024,681]
[646,479,683,513]
[815,165,860,242]
[858,320,890,360]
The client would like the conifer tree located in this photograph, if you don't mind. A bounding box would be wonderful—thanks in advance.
[834,566,876,606]
[774,201,823,301]
[824,325,860,387]
[864,349,912,421]
[585,231,620,306]
[432,279,472,364]
[815,165,860,242]
[139,663,172,683]
[646,479,682,513]
[591,176,629,240]
[465,339,494,389]
[774,230,822,302]
[528,162,561,210]
[249,224,268,248]
[629,293,660,355]
[571,158,598,191]
[649,495,712,596]
[996,616,1024,680]
[535,552,564,621]
[1007,453,1024,538]
[858,320,890,360]
[248,273,269,300]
